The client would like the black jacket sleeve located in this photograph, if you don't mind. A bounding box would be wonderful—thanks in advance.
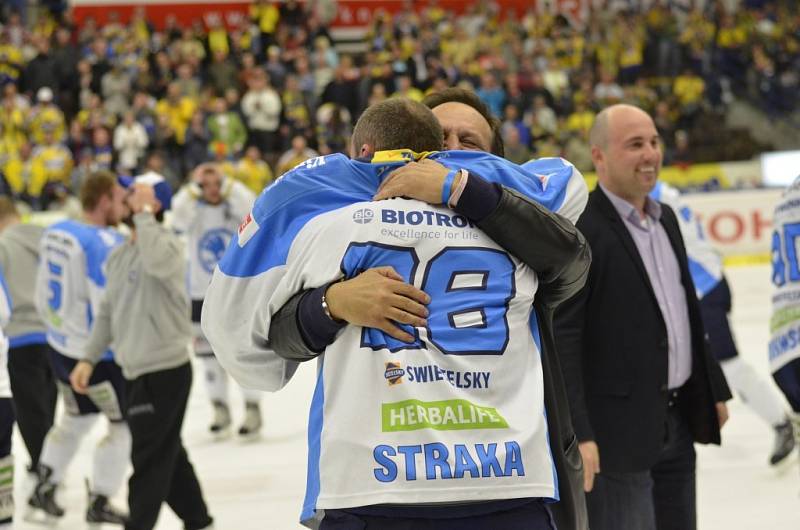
[475,185,591,310]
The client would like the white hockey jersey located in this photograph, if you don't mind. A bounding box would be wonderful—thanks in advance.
[650,181,723,298]
[35,220,124,360]
[0,267,11,398]
[171,179,255,300]
[202,150,585,525]
[769,176,800,373]
[263,198,552,521]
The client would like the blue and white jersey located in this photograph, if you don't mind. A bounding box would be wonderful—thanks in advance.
[171,179,255,300]
[35,220,124,360]
[520,156,587,224]
[202,150,582,524]
[0,267,11,397]
[650,181,723,299]
[770,175,800,373]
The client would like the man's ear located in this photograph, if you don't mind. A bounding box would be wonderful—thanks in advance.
[359,143,374,158]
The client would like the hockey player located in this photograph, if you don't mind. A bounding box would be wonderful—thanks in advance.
[769,175,800,473]
[0,267,15,529]
[203,99,589,528]
[652,181,795,465]
[171,162,261,437]
[31,171,130,524]
[71,174,214,530]
[0,197,57,475]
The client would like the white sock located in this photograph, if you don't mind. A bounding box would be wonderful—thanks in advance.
[40,413,98,484]
[92,422,131,497]
[721,357,787,427]
[202,355,229,405]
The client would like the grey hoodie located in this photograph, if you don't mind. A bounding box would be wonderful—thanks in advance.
[0,223,47,345]
[85,212,192,379]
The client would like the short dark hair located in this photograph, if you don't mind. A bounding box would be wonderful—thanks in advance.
[423,88,505,157]
[0,196,18,222]
[351,98,443,154]
[80,170,117,211]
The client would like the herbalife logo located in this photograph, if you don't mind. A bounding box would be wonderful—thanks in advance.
[353,209,374,224]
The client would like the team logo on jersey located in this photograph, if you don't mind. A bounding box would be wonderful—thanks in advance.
[384,362,405,386]
[199,228,234,273]
[353,208,374,224]
[237,212,259,247]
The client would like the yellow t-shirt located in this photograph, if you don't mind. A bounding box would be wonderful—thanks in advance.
[251,4,280,34]
[155,97,197,145]
[235,158,274,195]
[28,144,73,197]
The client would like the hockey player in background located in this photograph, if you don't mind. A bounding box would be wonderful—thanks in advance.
[652,181,795,466]
[0,267,16,528]
[769,175,800,473]
[31,171,130,524]
[171,162,261,438]
[0,197,57,476]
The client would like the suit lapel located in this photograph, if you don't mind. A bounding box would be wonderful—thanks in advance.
[592,187,658,299]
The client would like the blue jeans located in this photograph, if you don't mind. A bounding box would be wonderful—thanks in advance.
[586,407,696,530]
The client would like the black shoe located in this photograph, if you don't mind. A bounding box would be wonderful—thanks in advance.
[86,492,128,525]
[770,419,795,466]
[27,465,64,518]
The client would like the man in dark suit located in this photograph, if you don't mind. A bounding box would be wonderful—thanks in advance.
[555,104,732,530]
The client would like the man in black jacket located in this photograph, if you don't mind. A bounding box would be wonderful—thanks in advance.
[267,90,590,529]
[554,103,732,530]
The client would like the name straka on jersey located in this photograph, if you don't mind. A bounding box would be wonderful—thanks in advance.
[373,440,525,482]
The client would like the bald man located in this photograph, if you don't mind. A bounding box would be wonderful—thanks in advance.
[554,104,731,530]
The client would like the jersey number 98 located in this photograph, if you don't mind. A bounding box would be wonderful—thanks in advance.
[341,243,515,355]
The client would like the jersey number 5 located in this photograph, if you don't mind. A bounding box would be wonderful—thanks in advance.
[341,242,515,355]
[46,260,64,312]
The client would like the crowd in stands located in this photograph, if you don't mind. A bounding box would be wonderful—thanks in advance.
[0,0,798,212]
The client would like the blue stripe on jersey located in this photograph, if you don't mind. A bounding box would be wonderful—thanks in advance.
[689,257,721,298]
[50,220,123,289]
[529,310,559,502]
[301,363,326,523]
[219,151,572,279]
[9,332,48,348]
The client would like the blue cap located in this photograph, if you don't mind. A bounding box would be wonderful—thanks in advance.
[132,171,172,211]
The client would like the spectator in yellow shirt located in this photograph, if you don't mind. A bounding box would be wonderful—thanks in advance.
[155,82,197,145]
[276,135,319,177]
[391,75,424,102]
[251,0,280,55]
[28,128,73,208]
[28,88,66,146]
[673,69,705,109]
[206,16,231,58]
[0,140,32,197]
[565,102,595,137]
[235,146,274,194]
